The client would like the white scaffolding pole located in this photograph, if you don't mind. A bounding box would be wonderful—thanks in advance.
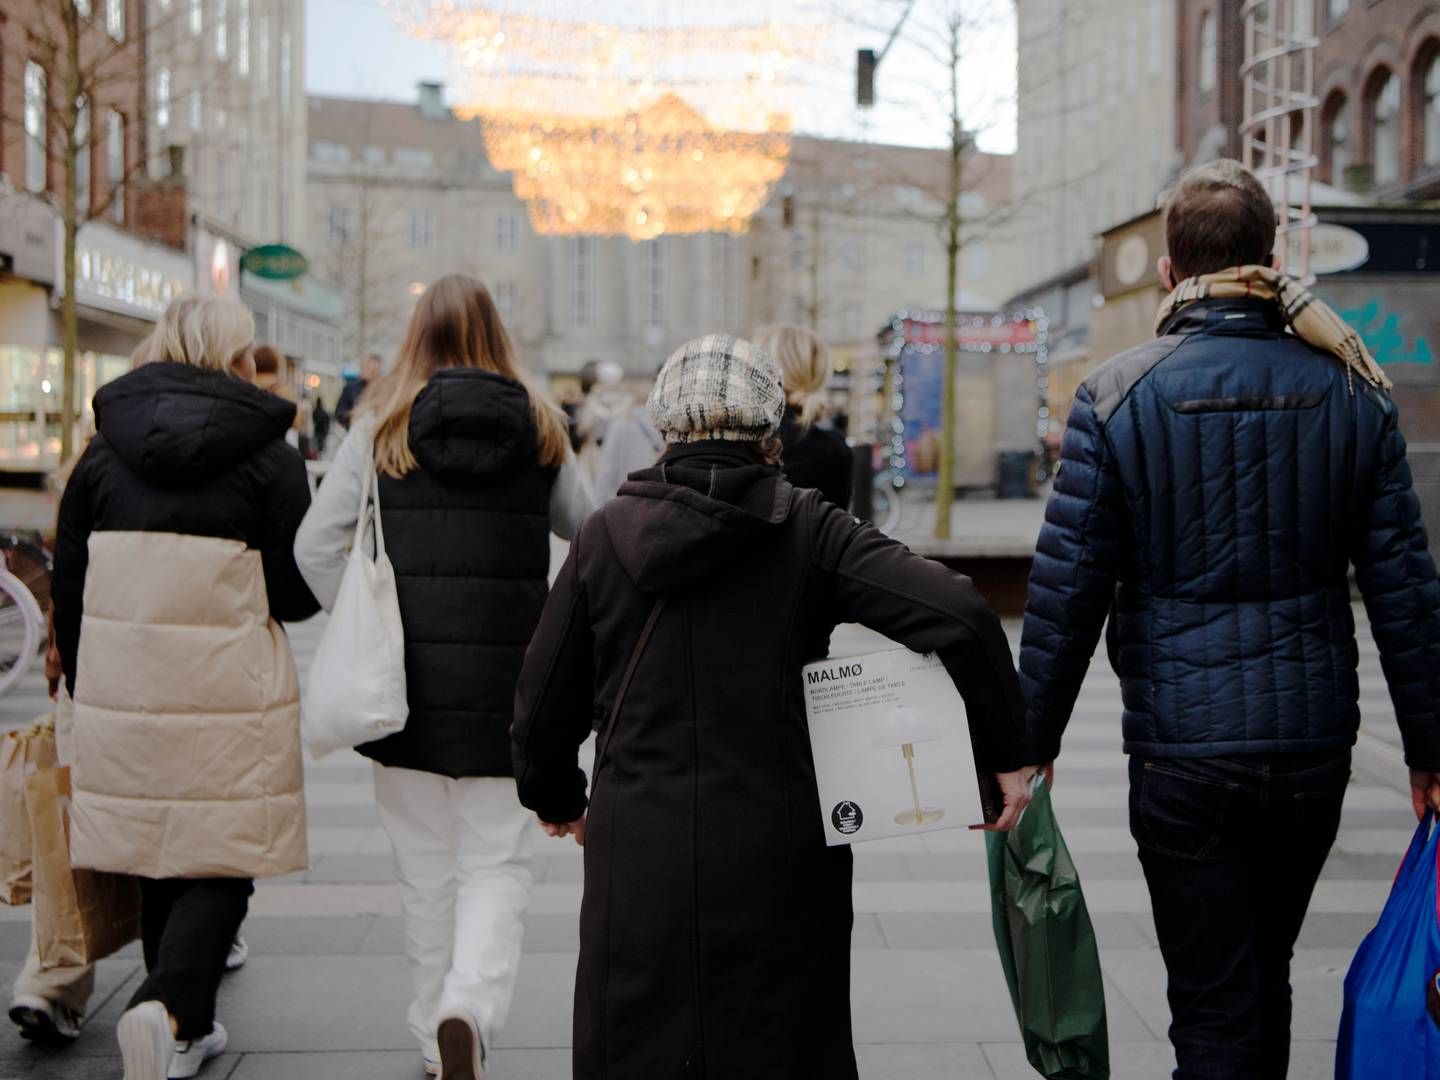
[1239,0,1320,283]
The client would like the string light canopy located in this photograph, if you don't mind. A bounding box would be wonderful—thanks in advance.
[383,1,816,241]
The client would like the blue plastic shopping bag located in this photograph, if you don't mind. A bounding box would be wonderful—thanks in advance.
[1335,812,1440,1078]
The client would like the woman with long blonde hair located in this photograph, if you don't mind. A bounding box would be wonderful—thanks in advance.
[755,324,853,509]
[295,274,593,1079]
[52,295,318,1080]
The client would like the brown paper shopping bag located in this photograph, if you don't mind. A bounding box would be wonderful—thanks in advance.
[27,765,140,969]
[0,718,57,904]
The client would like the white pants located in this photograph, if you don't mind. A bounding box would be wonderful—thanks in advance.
[373,765,533,1060]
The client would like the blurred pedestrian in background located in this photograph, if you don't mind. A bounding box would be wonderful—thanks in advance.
[1021,159,1440,1079]
[336,353,382,432]
[51,295,318,1080]
[513,333,1037,1080]
[253,345,303,449]
[311,394,332,459]
[575,358,665,502]
[756,324,853,510]
[295,274,594,1080]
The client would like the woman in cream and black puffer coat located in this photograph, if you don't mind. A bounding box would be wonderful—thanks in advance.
[51,296,318,1080]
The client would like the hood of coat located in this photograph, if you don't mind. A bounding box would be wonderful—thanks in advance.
[605,443,794,592]
[407,368,540,480]
[95,361,296,487]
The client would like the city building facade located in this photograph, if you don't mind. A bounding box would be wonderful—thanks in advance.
[1007,0,1181,430]
[0,0,194,471]
[307,83,1019,423]
[144,0,341,391]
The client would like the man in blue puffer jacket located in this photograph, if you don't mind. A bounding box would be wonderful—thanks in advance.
[1020,159,1440,1079]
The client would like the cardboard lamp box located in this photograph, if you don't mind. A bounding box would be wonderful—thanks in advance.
[803,647,1001,846]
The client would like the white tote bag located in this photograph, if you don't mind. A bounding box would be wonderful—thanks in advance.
[302,462,408,758]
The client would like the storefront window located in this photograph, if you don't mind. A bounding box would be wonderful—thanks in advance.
[0,346,130,470]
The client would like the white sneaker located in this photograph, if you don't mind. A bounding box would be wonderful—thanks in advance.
[168,1021,227,1079]
[224,936,248,972]
[436,1014,486,1080]
[117,1001,174,1080]
[8,994,81,1043]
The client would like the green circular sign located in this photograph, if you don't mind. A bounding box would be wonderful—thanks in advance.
[241,244,309,281]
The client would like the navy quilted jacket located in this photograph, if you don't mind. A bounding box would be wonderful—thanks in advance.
[1020,297,1440,768]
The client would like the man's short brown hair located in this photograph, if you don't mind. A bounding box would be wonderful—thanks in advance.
[1162,159,1277,279]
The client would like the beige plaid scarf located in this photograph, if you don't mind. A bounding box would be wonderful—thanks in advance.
[1155,264,1392,393]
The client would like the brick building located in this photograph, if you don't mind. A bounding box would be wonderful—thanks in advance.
[1176,0,1440,199]
[0,1,193,472]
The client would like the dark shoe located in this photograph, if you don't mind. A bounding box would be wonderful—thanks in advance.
[9,994,81,1044]
[436,1014,485,1080]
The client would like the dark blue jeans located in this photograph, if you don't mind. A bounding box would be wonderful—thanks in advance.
[1129,752,1351,1080]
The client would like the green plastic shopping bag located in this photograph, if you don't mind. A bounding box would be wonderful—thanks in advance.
[986,777,1110,1079]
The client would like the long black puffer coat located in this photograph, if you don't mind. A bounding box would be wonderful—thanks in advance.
[513,442,1026,1080]
[1020,297,1440,767]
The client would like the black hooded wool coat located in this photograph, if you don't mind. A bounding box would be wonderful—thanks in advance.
[512,442,1027,1080]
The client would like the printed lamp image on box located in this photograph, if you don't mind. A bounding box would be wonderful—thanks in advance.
[802,648,989,845]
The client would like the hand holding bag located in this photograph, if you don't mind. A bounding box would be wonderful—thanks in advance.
[1336,811,1440,1078]
[302,459,408,758]
[987,777,1110,1079]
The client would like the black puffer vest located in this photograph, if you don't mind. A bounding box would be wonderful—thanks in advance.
[360,368,557,777]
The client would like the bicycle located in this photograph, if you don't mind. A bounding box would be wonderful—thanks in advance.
[0,568,44,696]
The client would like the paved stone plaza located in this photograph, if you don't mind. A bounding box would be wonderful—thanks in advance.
[0,603,1417,1079]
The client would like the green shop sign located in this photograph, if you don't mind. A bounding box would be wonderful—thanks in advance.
[240,244,309,281]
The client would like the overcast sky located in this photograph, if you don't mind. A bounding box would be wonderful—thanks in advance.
[305,0,1018,154]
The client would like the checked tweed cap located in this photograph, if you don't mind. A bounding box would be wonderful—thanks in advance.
[647,334,785,444]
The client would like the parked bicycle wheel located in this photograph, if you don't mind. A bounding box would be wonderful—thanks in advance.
[0,570,42,696]
[0,533,52,630]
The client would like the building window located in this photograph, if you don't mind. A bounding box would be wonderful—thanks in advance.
[1326,94,1350,186]
[156,69,171,130]
[75,96,91,215]
[1426,52,1440,169]
[905,244,925,276]
[1371,70,1400,187]
[643,240,667,329]
[257,15,270,92]
[24,63,46,194]
[394,147,433,169]
[107,110,125,223]
[190,90,203,131]
[494,281,518,322]
[106,0,124,39]
[216,0,228,59]
[237,0,250,76]
[1198,12,1217,94]
[363,145,386,166]
[570,238,594,327]
[190,0,203,36]
[496,213,520,251]
[328,206,352,248]
[1327,0,1349,22]
[78,0,92,15]
[280,30,292,100]
[408,211,435,250]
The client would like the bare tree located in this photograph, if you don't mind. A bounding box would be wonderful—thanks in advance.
[313,169,409,363]
[840,0,1025,539]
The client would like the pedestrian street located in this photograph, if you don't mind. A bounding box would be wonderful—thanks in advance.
[0,610,1416,1079]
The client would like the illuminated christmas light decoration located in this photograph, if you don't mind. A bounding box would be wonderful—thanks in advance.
[384,1,814,240]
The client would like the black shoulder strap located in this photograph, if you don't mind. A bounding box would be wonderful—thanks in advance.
[595,595,667,775]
